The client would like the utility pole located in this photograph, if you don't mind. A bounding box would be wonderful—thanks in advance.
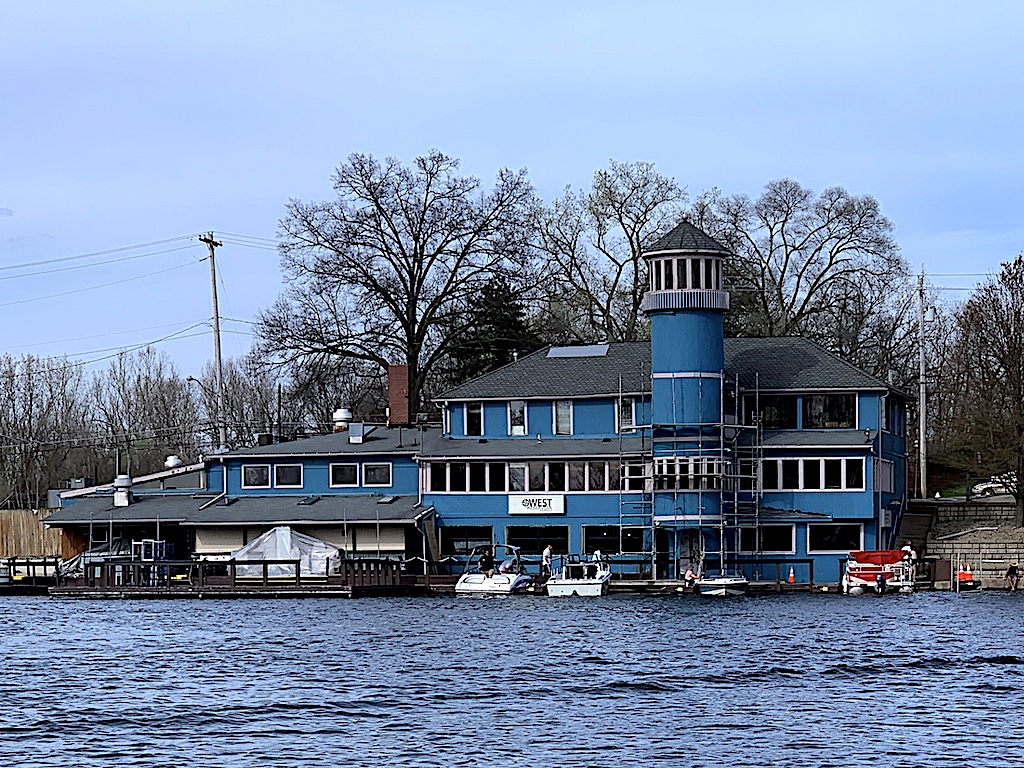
[200,232,227,452]
[918,271,927,499]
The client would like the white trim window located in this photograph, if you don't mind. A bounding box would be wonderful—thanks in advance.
[274,464,303,488]
[363,463,393,487]
[762,457,865,491]
[241,464,271,489]
[465,402,483,436]
[739,524,795,554]
[617,396,637,432]
[807,523,863,554]
[508,400,527,436]
[553,400,573,435]
[330,463,359,488]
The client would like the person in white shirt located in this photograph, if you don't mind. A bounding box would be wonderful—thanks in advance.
[541,544,553,577]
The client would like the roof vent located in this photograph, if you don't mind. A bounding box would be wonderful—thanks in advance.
[113,474,132,507]
[348,422,364,444]
[333,408,353,432]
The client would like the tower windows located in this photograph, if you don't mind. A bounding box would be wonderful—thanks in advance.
[648,256,723,292]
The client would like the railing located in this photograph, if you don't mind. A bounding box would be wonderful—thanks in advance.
[59,557,406,592]
[0,556,61,585]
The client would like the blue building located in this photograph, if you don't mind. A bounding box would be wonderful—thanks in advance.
[46,222,910,583]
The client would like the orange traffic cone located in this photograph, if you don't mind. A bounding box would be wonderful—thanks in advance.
[787,566,795,584]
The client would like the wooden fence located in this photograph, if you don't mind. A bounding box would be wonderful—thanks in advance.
[0,509,62,558]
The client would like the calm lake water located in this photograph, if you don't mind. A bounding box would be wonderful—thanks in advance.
[2,592,1022,767]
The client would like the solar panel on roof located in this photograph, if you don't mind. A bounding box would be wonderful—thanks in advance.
[547,344,609,358]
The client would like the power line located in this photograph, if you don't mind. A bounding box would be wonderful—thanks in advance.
[0,235,200,273]
[0,245,199,282]
[0,260,200,309]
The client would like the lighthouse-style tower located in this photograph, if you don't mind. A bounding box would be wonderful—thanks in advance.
[641,221,732,532]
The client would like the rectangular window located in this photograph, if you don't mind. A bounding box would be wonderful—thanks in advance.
[488,463,506,492]
[807,524,862,553]
[242,465,270,489]
[803,460,821,490]
[428,463,447,492]
[465,403,483,436]
[547,462,566,492]
[505,525,569,556]
[509,400,527,436]
[704,258,713,289]
[781,460,800,490]
[663,259,674,289]
[569,461,586,492]
[583,525,624,554]
[874,458,894,493]
[691,258,701,289]
[331,463,359,487]
[623,462,648,492]
[363,463,392,487]
[449,462,467,492]
[618,396,637,432]
[845,458,864,489]
[528,462,546,492]
[274,464,302,488]
[554,400,573,435]
[762,460,779,490]
[677,259,688,290]
[824,459,842,489]
[608,461,621,491]
[588,462,607,492]
[745,394,798,430]
[654,260,662,290]
[803,394,856,429]
[739,525,794,553]
[880,396,889,432]
[509,464,526,492]
[468,462,487,492]
[440,526,492,557]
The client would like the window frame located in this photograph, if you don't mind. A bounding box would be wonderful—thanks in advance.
[738,524,795,554]
[273,463,304,489]
[806,523,864,554]
[241,464,271,489]
[617,396,637,433]
[761,457,866,491]
[553,400,573,436]
[330,462,359,488]
[464,402,483,436]
[508,400,527,436]
[362,462,393,488]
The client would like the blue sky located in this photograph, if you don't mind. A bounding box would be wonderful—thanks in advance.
[2,1,1022,376]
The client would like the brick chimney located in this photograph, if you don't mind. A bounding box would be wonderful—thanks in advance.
[387,364,411,426]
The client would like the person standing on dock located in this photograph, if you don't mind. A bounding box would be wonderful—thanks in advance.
[901,541,918,582]
[1005,562,1019,591]
[541,544,553,577]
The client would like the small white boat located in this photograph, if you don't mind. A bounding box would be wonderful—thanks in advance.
[546,556,611,597]
[455,544,533,595]
[695,574,749,597]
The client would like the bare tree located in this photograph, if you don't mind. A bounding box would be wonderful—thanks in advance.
[934,257,1024,522]
[89,348,201,477]
[693,180,906,341]
[0,355,87,507]
[537,160,685,343]
[258,150,537,415]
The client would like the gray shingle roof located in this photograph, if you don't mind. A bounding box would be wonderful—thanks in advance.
[726,337,895,392]
[440,343,650,400]
[223,426,426,457]
[439,337,901,401]
[44,493,426,526]
[645,220,731,255]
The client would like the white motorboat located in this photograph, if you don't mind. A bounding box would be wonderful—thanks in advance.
[546,555,611,597]
[695,574,749,597]
[455,544,533,595]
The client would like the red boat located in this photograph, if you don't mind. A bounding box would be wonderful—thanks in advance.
[842,550,914,594]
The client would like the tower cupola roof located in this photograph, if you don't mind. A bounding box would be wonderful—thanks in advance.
[644,220,730,255]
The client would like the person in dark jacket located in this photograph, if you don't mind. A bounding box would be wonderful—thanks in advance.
[478,548,495,578]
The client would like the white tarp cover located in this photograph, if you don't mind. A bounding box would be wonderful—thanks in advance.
[231,526,340,577]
